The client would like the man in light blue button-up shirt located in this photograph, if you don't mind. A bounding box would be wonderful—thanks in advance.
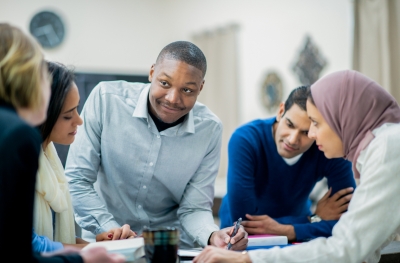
[65,41,248,249]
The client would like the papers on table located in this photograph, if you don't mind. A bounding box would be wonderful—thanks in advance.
[82,237,145,262]
[248,234,288,247]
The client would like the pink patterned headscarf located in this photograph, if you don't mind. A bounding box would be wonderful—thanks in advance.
[310,70,400,178]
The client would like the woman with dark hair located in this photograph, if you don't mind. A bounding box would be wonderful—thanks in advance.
[193,70,400,263]
[32,61,136,252]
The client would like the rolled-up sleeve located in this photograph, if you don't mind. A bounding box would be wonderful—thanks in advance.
[65,84,120,234]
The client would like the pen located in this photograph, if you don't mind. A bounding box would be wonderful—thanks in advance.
[227,217,242,250]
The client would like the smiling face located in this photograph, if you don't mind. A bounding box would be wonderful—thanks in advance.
[273,103,315,158]
[47,82,82,145]
[148,58,204,123]
[306,99,344,158]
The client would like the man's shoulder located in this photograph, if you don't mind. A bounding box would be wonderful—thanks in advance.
[233,117,275,136]
[304,143,351,168]
[192,101,222,127]
[95,80,149,100]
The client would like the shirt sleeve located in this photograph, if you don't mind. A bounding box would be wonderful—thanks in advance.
[177,122,222,247]
[225,128,259,225]
[32,229,63,252]
[65,85,121,234]
[281,156,356,241]
[248,130,400,263]
[323,158,356,196]
[275,216,337,241]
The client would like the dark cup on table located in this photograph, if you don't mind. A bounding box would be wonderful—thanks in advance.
[142,227,179,263]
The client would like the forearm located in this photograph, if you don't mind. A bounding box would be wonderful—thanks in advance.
[292,220,336,241]
[68,179,120,234]
[180,209,219,247]
[275,215,309,225]
[269,224,296,241]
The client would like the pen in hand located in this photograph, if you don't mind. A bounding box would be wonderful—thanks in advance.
[227,217,242,250]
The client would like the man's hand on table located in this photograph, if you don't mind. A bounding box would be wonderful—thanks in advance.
[208,225,248,250]
[315,187,353,221]
[96,224,137,241]
[242,214,296,241]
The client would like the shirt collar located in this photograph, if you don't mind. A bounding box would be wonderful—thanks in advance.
[132,84,195,134]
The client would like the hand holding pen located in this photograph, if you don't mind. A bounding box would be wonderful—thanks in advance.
[227,217,242,250]
[207,217,248,251]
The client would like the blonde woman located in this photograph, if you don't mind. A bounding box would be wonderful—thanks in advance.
[0,23,124,263]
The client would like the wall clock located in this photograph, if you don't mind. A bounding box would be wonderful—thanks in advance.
[29,11,65,48]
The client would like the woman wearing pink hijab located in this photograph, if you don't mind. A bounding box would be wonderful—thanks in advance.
[193,70,400,263]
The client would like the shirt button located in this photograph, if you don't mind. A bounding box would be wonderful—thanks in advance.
[149,162,153,166]
[157,135,160,138]
[143,185,147,189]
[138,205,142,209]
[148,125,150,128]
[143,225,147,228]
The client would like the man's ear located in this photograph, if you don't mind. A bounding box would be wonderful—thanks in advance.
[199,80,205,94]
[148,64,155,82]
[276,102,285,122]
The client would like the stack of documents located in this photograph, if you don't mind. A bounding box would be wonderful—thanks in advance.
[82,237,145,262]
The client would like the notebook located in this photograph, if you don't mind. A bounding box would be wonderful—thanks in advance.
[82,237,145,262]
[248,234,288,247]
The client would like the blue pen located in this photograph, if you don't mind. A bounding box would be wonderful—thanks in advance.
[227,217,242,250]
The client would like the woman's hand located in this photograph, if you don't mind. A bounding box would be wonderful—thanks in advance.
[96,224,137,241]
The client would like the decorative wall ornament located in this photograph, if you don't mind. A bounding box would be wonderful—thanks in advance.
[292,35,327,86]
[261,72,283,112]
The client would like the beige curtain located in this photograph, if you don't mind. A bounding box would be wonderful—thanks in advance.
[192,25,240,194]
[353,0,400,102]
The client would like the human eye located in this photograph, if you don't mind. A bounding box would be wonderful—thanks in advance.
[286,121,294,128]
[64,116,72,120]
[160,80,169,87]
[182,88,193,93]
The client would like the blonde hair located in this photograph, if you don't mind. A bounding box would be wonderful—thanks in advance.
[0,23,47,110]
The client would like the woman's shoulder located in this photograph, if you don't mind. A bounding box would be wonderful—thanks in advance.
[363,123,400,160]
[372,123,400,147]
[0,110,41,150]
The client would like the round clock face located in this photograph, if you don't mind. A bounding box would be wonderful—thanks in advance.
[29,11,65,48]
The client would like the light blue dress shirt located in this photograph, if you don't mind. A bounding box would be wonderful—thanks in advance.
[65,81,222,248]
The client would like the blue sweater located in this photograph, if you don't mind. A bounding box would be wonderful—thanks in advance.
[219,117,356,241]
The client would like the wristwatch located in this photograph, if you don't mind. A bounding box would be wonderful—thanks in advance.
[310,214,322,223]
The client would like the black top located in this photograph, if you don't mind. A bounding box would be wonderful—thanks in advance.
[0,101,83,263]
[147,98,186,132]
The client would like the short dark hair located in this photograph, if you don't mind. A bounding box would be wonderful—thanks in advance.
[156,41,207,77]
[307,87,316,106]
[283,85,310,115]
[38,61,75,141]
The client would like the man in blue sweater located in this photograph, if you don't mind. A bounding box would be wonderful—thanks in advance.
[219,85,356,242]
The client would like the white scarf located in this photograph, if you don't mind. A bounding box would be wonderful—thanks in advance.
[33,142,76,244]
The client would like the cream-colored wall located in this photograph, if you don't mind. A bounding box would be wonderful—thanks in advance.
[0,0,353,196]
[0,0,352,121]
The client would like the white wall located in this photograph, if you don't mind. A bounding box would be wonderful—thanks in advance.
[0,0,353,196]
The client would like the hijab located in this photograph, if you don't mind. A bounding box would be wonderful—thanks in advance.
[310,70,400,178]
